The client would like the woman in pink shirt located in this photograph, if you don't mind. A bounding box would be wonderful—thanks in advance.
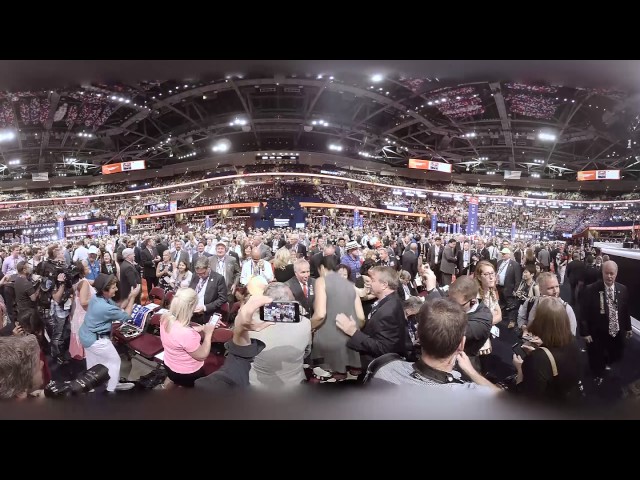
[160,288,216,387]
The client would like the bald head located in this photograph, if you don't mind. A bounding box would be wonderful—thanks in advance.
[251,247,262,261]
[602,260,618,287]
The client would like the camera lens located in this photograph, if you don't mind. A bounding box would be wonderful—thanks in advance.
[70,364,110,394]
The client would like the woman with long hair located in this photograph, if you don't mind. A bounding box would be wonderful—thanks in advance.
[474,260,501,357]
[272,246,295,283]
[171,260,192,291]
[100,251,120,279]
[69,260,96,360]
[474,260,502,325]
[160,288,216,388]
[156,250,174,290]
[513,297,581,401]
[310,255,365,380]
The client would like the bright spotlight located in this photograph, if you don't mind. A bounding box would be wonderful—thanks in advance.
[212,139,231,153]
[371,74,384,83]
[0,129,16,143]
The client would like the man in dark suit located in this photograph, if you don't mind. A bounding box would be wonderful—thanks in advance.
[337,266,410,371]
[120,248,142,304]
[208,240,241,303]
[476,240,491,262]
[189,256,228,324]
[139,238,161,297]
[270,233,287,255]
[155,236,168,260]
[580,261,632,384]
[170,240,190,271]
[190,241,211,272]
[285,258,315,317]
[495,248,522,328]
[401,243,419,282]
[427,237,443,284]
[288,233,307,259]
[309,245,339,279]
[457,240,473,276]
[566,252,586,306]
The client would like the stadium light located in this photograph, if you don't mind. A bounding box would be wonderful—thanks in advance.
[0,129,16,143]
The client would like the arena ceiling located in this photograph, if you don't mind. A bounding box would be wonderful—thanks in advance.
[1,60,640,184]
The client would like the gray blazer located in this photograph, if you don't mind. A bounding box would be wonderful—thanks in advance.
[208,255,241,291]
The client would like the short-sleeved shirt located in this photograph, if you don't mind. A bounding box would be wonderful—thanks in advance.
[160,321,204,374]
[14,275,37,312]
[79,296,130,348]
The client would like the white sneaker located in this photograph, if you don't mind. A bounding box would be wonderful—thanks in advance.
[115,382,135,391]
[312,367,332,379]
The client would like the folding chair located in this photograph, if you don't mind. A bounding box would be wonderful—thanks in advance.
[149,287,165,306]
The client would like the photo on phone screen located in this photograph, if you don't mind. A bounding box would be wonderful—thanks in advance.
[512,342,526,358]
[208,313,222,326]
[260,302,301,323]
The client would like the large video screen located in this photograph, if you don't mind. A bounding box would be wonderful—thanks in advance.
[577,170,620,181]
[408,158,452,173]
[102,160,146,175]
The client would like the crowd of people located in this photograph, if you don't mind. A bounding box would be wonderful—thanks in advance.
[0,212,635,418]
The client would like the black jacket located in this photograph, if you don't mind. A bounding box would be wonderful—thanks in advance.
[464,303,493,357]
[285,276,315,317]
[119,260,142,304]
[347,293,409,370]
[195,339,265,391]
[140,247,159,279]
[189,271,228,322]
[580,280,631,337]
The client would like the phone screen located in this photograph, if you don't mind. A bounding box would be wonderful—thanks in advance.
[260,302,301,323]
[512,343,526,359]
[208,313,222,326]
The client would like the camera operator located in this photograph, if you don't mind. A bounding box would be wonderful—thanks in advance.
[14,261,40,318]
[34,247,72,363]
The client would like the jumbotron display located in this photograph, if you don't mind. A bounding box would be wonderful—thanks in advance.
[408,158,453,173]
[102,160,147,175]
[577,170,620,181]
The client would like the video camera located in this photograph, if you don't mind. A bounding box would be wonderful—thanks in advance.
[36,259,81,289]
[44,364,110,398]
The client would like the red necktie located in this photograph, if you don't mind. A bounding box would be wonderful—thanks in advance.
[302,283,308,297]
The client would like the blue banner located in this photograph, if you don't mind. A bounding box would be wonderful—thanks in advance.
[353,209,361,228]
[467,197,479,235]
[511,221,517,240]
[431,213,437,232]
[321,215,326,227]
[491,225,496,237]
[205,215,212,228]
[57,218,65,240]
[119,216,127,235]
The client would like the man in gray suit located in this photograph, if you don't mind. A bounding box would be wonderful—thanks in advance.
[440,238,458,287]
[208,240,241,303]
[285,258,315,317]
[253,234,273,261]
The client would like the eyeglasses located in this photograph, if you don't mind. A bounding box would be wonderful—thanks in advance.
[459,298,474,308]
[480,272,496,278]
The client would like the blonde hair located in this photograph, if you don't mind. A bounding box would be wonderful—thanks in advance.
[162,287,198,333]
[273,246,291,269]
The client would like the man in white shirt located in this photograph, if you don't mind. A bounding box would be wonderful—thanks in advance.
[249,282,311,388]
[518,272,577,335]
[240,247,274,286]
[72,240,89,263]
